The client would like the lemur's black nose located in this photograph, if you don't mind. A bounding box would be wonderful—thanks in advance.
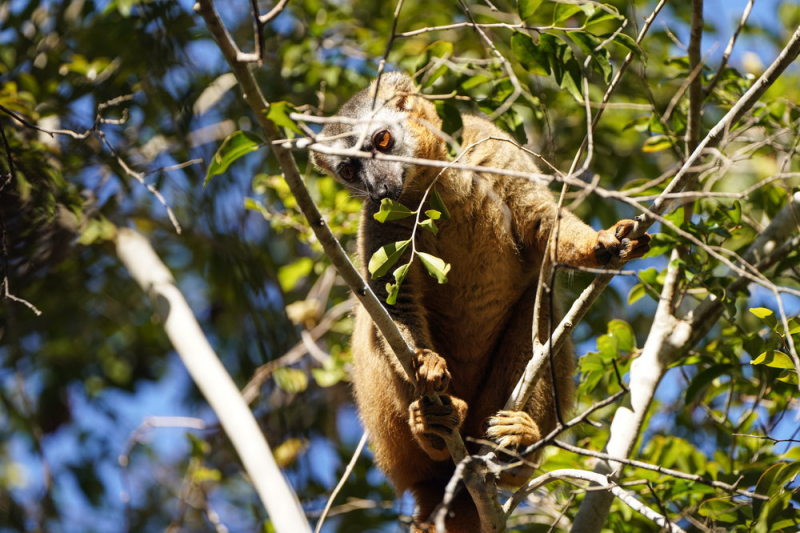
[367,182,401,202]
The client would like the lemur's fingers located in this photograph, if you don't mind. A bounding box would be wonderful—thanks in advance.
[486,410,541,450]
[411,348,450,395]
[594,219,651,265]
[409,394,467,461]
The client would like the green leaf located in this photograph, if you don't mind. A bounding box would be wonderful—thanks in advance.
[416,251,451,284]
[431,186,451,220]
[425,210,441,220]
[273,367,308,393]
[605,32,645,61]
[749,307,774,319]
[778,369,799,385]
[754,463,786,518]
[751,350,794,370]
[642,135,673,153]
[568,31,612,83]
[277,257,314,292]
[420,218,439,235]
[368,240,411,279]
[698,498,740,523]
[608,320,635,353]
[511,33,550,76]
[518,0,543,19]
[311,357,347,388]
[585,8,623,27]
[386,263,410,305]
[424,64,449,88]
[373,198,416,222]
[415,41,453,72]
[553,3,582,24]
[720,200,742,224]
[266,101,302,135]
[434,100,464,136]
[628,283,646,305]
[750,307,778,330]
[205,130,264,187]
[685,364,733,405]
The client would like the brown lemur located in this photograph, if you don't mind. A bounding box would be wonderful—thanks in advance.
[311,72,650,532]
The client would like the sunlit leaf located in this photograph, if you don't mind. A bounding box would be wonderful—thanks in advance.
[273,367,308,393]
[416,251,450,284]
[518,0,543,19]
[266,101,303,135]
[277,257,314,292]
[751,350,794,370]
[205,130,265,187]
[373,198,415,222]
[368,240,411,278]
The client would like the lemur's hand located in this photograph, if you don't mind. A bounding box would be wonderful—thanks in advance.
[594,219,651,266]
[408,394,467,461]
[411,348,450,396]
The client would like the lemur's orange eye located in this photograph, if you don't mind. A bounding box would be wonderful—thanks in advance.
[373,130,394,152]
[339,163,356,181]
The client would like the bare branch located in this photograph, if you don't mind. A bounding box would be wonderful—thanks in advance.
[314,432,369,533]
[115,228,311,533]
[506,469,688,533]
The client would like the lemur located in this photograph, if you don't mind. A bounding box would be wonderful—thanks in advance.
[311,72,650,532]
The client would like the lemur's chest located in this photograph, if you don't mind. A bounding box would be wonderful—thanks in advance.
[415,186,538,364]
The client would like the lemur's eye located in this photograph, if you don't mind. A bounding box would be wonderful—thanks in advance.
[373,129,394,153]
[339,163,356,181]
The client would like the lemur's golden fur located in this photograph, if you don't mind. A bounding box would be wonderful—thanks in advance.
[312,73,650,532]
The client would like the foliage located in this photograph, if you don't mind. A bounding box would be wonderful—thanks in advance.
[1,0,799,532]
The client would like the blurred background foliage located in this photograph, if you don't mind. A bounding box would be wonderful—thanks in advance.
[0,0,798,531]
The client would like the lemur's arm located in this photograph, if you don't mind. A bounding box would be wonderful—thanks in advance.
[361,213,466,462]
[508,185,651,268]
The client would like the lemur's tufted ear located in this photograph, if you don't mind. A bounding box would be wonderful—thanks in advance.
[375,72,416,112]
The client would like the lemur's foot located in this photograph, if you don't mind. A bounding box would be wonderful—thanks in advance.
[411,348,450,395]
[594,219,651,265]
[486,410,541,450]
[409,394,467,461]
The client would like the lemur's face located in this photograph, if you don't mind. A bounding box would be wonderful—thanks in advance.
[311,75,421,203]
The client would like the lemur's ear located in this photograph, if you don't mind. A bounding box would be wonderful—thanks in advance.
[379,72,416,112]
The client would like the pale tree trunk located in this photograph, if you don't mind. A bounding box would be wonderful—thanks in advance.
[116,227,312,533]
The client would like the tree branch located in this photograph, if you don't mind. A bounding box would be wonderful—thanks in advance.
[115,227,311,533]
[192,0,500,529]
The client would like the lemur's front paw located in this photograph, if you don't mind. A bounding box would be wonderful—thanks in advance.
[409,394,467,461]
[594,219,651,266]
[411,348,450,395]
[486,410,541,450]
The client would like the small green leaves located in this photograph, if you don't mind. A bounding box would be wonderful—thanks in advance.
[205,130,264,187]
[373,199,415,222]
[368,240,411,279]
[416,251,451,284]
